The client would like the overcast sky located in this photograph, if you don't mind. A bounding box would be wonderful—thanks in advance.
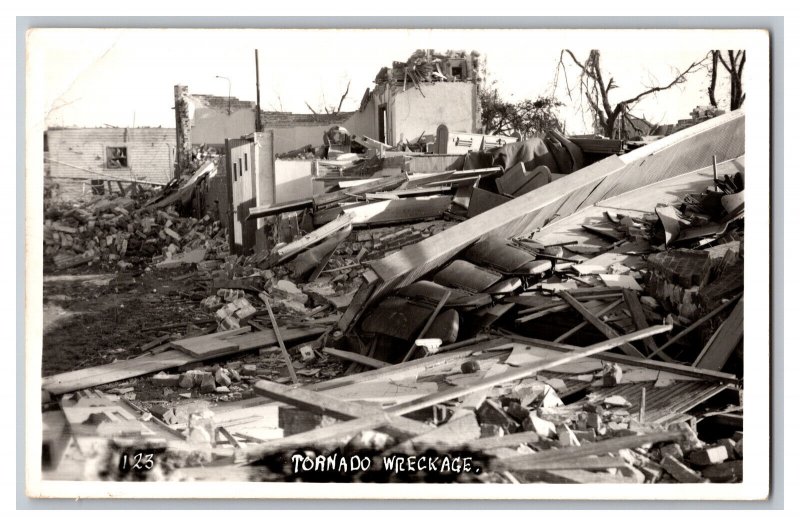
[29,28,745,135]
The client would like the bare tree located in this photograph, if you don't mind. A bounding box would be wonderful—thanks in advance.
[708,50,745,110]
[304,80,352,117]
[557,49,707,138]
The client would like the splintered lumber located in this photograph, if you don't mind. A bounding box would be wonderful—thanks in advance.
[171,327,252,357]
[405,167,502,188]
[253,379,431,438]
[314,197,452,227]
[260,301,298,385]
[493,430,686,471]
[313,174,408,208]
[320,347,390,369]
[649,292,744,359]
[353,112,745,333]
[42,326,324,395]
[388,325,669,416]
[554,298,624,343]
[269,213,353,266]
[247,197,314,220]
[558,291,645,358]
[693,297,744,371]
[309,342,511,392]
[463,431,541,451]
[245,326,670,456]
[500,333,737,384]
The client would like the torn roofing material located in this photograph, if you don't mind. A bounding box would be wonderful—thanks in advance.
[340,110,745,332]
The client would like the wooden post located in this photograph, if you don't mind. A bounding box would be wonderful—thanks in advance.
[255,50,263,133]
[262,299,298,385]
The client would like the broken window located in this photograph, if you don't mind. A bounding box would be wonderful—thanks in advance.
[451,66,463,79]
[106,146,128,169]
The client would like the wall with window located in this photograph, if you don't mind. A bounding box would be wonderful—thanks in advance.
[46,128,176,198]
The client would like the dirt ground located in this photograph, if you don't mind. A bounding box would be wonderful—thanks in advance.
[42,266,211,377]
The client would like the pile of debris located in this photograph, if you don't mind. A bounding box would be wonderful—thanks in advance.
[44,196,226,272]
[40,111,746,485]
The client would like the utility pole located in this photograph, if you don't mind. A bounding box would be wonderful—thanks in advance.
[255,49,263,132]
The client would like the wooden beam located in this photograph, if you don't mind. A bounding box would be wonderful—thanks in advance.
[554,298,624,343]
[500,333,738,384]
[622,289,659,354]
[268,213,352,266]
[252,379,431,438]
[493,430,685,470]
[559,291,645,358]
[313,174,408,209]
[319,347,391,369]
[693,297,744,371]
[259,300,298,385]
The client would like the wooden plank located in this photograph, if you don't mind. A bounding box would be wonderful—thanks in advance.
[260,301,298,385]
[171,327,252,357]
[243,326,670,454]
[494,430,684,470]
[389,325,669,416]
[313,174,408,208]
[319,347,390,369]
[252,379,431,438]
[553,298,624,343]
[501,333,738,384]
[42,326,325,395]
[693,297,744,371]
[622,289,659,354]
[314,197,452,227]
[558,291,645,358]
[247,197,314,220]
[269,213,352,265]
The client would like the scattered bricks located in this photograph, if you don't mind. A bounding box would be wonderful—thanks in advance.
[178,371,203,389]
[557,424,581,447]
[477,400,519,433]
[504,401,530,423]
[702,460,743,482]
[151,372,180,387]
[199,374,217,394]
[660,454,706,483]
[522,414,557,438]
[687,445,728,467]
[163,227,181,241]
[670,422,706,452]
[461,360,481,374]
[215,386,230,393]
[240,364,258,376]
[602,363,624,386]
[214,368,232,387]
[659,443,684,460]
[479,424,505,438]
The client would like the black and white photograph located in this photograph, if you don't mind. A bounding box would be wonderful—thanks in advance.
[23,25,773,500]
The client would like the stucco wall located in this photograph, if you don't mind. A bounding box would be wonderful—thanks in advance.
[191,107,255,147]
[274,159,315,202]
[391,83,479,143]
